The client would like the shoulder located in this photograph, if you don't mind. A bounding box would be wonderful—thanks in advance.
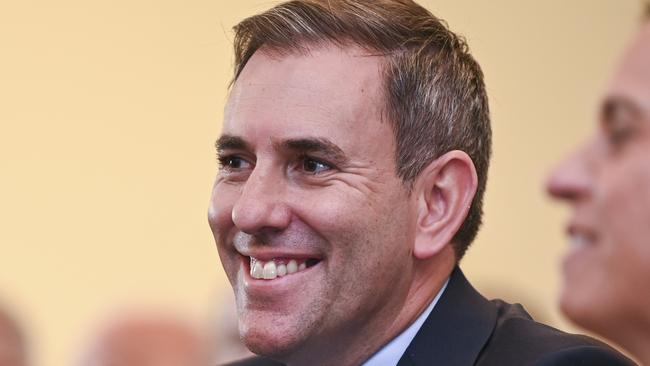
[476,300,635,366]
[534,346,636,366]
[220,356,285,366]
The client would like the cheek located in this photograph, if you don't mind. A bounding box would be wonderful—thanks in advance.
[210,197,241,287]
[296,185,412,269]
[596,158,650,296]
[208,182,238,234]
[208,183,242,280]
[297,183,401,234]
[297,190,413,318]
[600,158,650,253]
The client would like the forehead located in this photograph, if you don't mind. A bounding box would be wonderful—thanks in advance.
[223,45,386,140]
[606,23,650,113]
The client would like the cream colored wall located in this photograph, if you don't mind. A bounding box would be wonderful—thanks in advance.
[0,1,642,364]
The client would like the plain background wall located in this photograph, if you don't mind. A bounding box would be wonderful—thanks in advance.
[0,1,643,364]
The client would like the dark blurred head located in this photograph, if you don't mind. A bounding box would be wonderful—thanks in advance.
[79,313,211,366]
[0,308,27,366]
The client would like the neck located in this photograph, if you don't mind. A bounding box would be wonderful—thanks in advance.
[590,312,650,366]
[615,329,650,365]
[284,247,455,366]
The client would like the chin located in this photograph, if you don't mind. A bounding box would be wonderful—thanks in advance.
[559,273,597,325]
[243,335,292,359]
[560,257,602,328]
[560,281,619,340]
[238,315,306,360]
[560,292,590,328]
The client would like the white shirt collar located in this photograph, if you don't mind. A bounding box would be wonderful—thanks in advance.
[362,278,449,366]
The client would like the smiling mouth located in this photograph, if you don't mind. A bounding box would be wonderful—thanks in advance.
[567,225,597,249]
[249,257,321,280]
[569,233,594,249]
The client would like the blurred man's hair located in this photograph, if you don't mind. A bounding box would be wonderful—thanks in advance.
[231,0,491,259]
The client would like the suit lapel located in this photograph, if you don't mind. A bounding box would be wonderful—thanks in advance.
[397,267,497,366]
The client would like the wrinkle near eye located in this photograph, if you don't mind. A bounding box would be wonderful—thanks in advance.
[315,163,394,197]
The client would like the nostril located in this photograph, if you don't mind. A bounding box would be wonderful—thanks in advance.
[545,168,588,202]
[546,179,584,201]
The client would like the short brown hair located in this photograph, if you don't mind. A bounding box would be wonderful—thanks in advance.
[231,0,491,260]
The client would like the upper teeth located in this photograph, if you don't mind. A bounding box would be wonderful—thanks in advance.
[571,233,590,248]
[250,258,308,280]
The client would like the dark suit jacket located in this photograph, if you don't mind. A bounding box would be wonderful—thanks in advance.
[224,267,635,366]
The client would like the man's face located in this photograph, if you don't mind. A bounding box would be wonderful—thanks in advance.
[546,23,650,336]
[208,46,417,360]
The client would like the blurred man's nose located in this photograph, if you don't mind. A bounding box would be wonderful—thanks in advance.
[545,146,593,202]
[231,167,291,234]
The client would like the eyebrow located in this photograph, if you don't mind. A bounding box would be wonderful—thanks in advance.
[215,135,349,164]
[276,137,349,165]
[215,135,249,152]
[601,96,643,124]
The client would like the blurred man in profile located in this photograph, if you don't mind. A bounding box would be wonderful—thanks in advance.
[209,0,633,365]
[0,307,27,366]
[546,4,650,365]
[78,312,211,366]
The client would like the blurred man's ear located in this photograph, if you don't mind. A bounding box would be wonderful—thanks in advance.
[412,150,478,259]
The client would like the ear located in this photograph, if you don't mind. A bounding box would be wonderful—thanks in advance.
[412,150,478,259]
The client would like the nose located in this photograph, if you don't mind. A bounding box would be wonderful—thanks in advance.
[231,167,292,234]
[545,145,593,202]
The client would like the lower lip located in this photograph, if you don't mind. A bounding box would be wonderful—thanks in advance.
[562,241,594,274]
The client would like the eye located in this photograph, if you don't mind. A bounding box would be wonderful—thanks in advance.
[605,111,637,151]
[218,155,252,171]
[300,156,331,174]
[608,125,633,147]
[602,99,641,150]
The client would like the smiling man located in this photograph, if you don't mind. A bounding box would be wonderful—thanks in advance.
[209,1,633,365]
[546,7,650,365]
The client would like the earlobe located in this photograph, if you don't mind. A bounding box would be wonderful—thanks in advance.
[413,151,478,259]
